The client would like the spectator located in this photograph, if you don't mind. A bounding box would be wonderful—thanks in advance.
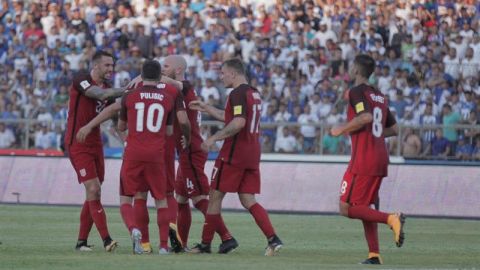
[298,104,318,154]
[472,140,480,160]
[34,124,55,149]
[455,136,473,161]
[274,127,297,153]
[0,123,15,148]
[441,104,461,152]
[423,129,450,159]
[200,78,220,106]
[402,127,422,158]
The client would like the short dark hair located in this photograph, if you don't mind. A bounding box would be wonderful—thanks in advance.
[92,50,114,63]
[354,54,375,78]
[141,60,161,81]
[222,58,246,75]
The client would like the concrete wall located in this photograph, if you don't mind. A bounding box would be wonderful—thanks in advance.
[1,156,479,218]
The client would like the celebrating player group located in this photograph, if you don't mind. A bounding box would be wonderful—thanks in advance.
[65,50,405,263]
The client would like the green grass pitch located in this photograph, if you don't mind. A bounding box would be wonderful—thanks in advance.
[0,204,479,270]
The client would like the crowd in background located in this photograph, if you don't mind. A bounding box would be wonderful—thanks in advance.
[0,0,479,160]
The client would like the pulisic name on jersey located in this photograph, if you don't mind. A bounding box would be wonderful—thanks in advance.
[370,94,384,104]
[140,92,164,101]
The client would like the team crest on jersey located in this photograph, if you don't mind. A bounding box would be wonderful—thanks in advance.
[233,105,242,115]
[80,80,91,90]
[79,168,86,177]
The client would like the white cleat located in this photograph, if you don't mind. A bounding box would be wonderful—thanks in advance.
[131,228,144,255]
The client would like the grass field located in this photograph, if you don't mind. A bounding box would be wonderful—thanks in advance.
[0,204,479,270]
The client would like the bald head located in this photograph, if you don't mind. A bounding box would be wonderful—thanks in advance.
[163,55,187,80]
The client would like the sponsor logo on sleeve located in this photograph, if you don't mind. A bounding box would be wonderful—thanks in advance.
[355,102,365,113]
[80,80,91,90]
[233,105,242,115]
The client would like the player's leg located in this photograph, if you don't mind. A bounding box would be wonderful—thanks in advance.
[76,200,93,251]
[239,168,282,256]
[133,192,151,253]
[176,194,192,248]
[155,198,170,254]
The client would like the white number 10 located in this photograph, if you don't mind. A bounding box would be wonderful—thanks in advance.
[134,102,164,132]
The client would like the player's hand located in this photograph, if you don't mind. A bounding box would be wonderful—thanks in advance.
[180,135,190,149]
[76,125,92,143]
[126,75,142,89]
[189,100,208,112]
[201,137,215,153]
[330,126,343,137]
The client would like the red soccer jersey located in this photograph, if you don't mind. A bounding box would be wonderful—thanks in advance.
[175,80,203,154]
[218,84,262,169]
[120,83,184,162]
[65,72,112,149]
[346,83,396,176]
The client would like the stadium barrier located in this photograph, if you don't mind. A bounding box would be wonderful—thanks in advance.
[1,155,479,218]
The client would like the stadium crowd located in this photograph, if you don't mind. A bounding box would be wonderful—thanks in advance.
[0,0,479,160]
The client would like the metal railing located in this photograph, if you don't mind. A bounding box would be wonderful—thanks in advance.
[0,118,479,161]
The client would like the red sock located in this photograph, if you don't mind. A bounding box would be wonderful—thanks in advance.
[120,203,135,233]
[194,199,208,215]
[134,199,150,243]
[167,195,178,224]
[88,200,110,240]
[363,221,379,253]
[157,208,169,249]
[201,214,220,244]
[348,205,389,224]
[177,203,191,246]
[78,201,93,240]
[248,203,275,239]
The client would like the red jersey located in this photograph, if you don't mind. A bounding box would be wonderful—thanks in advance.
[120,83,184,162]
[346,83,396,176]
[175,80,203,155]
[65,72,112,149]
[218,84,262,169]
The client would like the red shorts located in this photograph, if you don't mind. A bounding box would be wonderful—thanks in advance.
[165,139,175,194]
[175,151,209,198]
[68,146,104,184]
[120,160,167,200]
[339,171,383,206]
[210,159,260,194]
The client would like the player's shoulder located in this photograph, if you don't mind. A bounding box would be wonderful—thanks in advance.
[72,71,92,87]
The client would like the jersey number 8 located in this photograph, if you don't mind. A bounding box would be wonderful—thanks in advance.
[134,102,164,132]
[372,107,383,138]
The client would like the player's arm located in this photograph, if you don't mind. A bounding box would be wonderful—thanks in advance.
[174,92,191,148]
[117,118,127,132]
[160,75,183,91]
[117,94,128,132]
[331,88,372,137]
[383,108,398,138]
[189,100,225,121]
[76,100,122,143]
[84,85,126,101]
[166,111,174,136]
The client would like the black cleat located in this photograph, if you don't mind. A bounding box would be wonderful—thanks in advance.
[75,240,93,252]
[188,243,212,254]
[360,257,383,265]
[265,235,283,256]
[218,237,238,254]
[103,237,118,252]
[168,223,183,253]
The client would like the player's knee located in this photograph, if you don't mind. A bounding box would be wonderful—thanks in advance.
[239,194,256,209]
[86,185,101,198]
[176,195,188,204]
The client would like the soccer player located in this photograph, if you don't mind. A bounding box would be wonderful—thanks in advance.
[76,60,189,254]
[189,58,283,256]
[161,55,234,251]
[118,60,190,254]
[65,50,125,252]
[330,54,405,265]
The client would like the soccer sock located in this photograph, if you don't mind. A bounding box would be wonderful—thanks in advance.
[167,195,178,224]
[134,199,150,243]
[195,199,231,241]
[348,205,389,224]
[78,200,93,241]
[88,200,110,240]
[157,208,169,249]
[194,199,208,215]
[201,214,220,245]
[120,203,135,233]
[362,220,379,254]
[177,202,191,247]
[248,203,276,239]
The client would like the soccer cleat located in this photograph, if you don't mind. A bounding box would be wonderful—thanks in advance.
[388,213,406,247]
[75,240,93,252]
[131,228,144,255]
[169,223,184,253]
[265,235,283,256]
[158,247,170,255]
[218,237,239,254]
[188,243,212,254]
[360,257,383,265]
[103,238,118,252]
[141,242,153,254]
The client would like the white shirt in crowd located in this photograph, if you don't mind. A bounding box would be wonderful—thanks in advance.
[443,55,461,79]
[114,70,131,88]
[274,133,297,153]
[298,113,319,138]
[34,129,55,149]
[0,128,15,148]
[200,86,220,102]
[460,57,479,79]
